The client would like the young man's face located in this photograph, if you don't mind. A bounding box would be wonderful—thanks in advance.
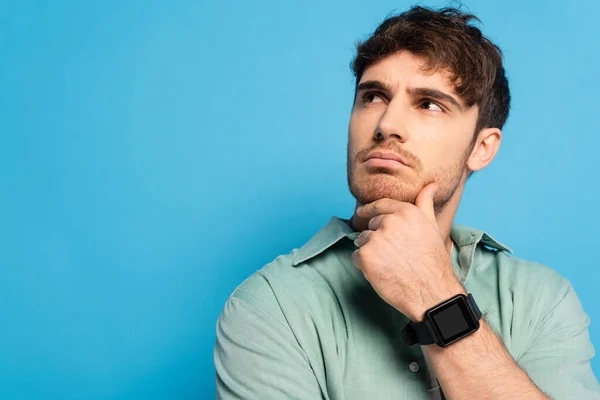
[347,51,482,210]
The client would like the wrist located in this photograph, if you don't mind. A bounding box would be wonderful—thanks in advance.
[423,321,512,371]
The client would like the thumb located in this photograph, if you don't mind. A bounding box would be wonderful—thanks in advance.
[415,183,438,228]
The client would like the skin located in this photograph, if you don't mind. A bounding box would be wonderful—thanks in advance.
[346,51,549,399]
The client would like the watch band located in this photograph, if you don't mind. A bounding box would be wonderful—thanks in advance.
[400,293,481,346]
[401,317,436,345]
[467,292,482,319]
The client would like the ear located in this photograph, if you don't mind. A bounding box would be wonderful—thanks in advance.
[467,127,502,172]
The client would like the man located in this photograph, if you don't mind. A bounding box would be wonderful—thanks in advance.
[214,6,600,399]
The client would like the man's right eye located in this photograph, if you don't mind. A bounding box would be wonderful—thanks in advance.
[361,91,384,104]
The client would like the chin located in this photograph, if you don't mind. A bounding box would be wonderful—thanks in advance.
[348,173,419,205]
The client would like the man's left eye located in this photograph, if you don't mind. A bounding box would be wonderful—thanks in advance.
[421,101,443,112]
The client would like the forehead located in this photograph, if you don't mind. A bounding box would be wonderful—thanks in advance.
[359,51,457,95]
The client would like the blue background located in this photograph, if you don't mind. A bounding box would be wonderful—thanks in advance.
[1,0,598,398]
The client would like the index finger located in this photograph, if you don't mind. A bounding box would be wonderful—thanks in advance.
[356,198,404,219]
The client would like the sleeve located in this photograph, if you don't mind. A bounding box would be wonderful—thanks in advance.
[213,289,324,400]
[516,278,600,399]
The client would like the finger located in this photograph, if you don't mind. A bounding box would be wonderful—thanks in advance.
[368,215,386,231]
[351,249,363,271]
[356,198,402,219]
[414,182,438,228]
[354,230,372,247]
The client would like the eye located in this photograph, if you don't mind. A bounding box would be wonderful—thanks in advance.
[420,100,443,112]
[361,91,385,104]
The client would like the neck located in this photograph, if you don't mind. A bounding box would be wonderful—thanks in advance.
[349,180,466,254]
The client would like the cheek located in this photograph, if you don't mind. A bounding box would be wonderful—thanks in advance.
[348,115,363,141]
[348,117,370,157]
[419,141,466,173]
[346,133,359,161]
[349,108,380,139]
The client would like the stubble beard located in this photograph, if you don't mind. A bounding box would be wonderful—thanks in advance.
[346,148,469,213]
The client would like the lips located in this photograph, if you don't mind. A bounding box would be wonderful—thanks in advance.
[365,151,409,166]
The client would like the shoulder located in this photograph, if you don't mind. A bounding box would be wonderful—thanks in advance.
[227,216,359,311]
[478,248,568,296]
[452,222,565,290]
[472,246,571,313]
[224,246,344,317]
[470,246,587,357]
[224,251,297,312]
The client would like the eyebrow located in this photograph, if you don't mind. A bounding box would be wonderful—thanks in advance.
[355,80,464,112]
[356,80,393,95]
[408,87,464,112]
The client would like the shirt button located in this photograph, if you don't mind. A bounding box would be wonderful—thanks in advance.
[409,362,419,372]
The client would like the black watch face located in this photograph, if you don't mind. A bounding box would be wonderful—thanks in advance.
[427,295,479,346]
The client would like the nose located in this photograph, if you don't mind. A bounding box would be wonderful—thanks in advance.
[374,101,409,143]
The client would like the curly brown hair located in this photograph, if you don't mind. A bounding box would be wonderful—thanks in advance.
[351,6,510,136]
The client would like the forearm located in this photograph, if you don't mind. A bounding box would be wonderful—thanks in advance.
[422,320,549,400]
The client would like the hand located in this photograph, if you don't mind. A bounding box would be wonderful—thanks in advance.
[351,183,465,321]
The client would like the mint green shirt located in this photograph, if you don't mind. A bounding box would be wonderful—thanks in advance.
[214,216,600,399]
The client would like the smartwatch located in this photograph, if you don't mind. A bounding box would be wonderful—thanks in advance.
[400,293,482,347]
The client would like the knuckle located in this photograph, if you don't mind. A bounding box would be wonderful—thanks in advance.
[379,216,389,229]
[371,203,378,214]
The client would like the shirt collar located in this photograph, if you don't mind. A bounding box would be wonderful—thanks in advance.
[291,216,512,266]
